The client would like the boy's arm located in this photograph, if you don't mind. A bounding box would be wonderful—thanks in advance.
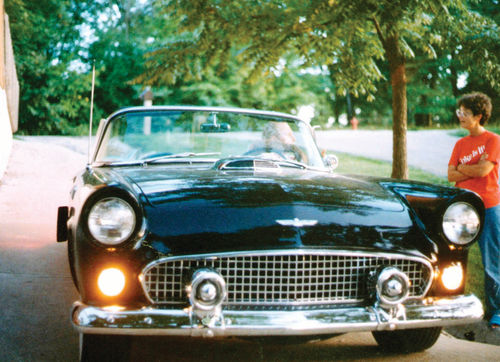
[457,153,495,178]
[448,165,471,183]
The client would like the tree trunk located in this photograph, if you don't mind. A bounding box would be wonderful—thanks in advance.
[385,35,408,179]
[346,90,354,120]
[373,17,409,179]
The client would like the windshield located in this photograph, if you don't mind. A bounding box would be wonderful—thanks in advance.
[94,109,326,169]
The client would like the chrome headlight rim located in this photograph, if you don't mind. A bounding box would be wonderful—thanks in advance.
[442,201,481,246]
[83,189,142,247]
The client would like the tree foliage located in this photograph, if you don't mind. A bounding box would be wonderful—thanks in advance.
[5,0,98,134]
[140,0,499,179]
[6,0,326,134]
[6,0,499,165]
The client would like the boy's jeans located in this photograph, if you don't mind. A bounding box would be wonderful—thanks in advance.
[478,204,500,319]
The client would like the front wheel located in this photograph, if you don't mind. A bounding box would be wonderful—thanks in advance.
[372,327,442,353]
[79,334,131,362]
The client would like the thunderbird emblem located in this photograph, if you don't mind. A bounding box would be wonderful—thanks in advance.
[276,218,318,227]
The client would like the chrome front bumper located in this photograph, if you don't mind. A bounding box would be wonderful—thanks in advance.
[72,295,483,337]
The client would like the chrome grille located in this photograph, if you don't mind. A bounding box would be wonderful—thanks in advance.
[141,251,432,306]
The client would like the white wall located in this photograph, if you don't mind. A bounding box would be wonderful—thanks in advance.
[0,88,12,180]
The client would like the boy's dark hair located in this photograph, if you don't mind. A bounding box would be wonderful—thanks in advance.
[457,92,492,125]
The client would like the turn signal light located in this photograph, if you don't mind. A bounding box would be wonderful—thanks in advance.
[441,263,463,291]
[98,268,126,297]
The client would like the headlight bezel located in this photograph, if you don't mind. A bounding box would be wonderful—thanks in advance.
[442,201,481,246]
[82,188,144,247]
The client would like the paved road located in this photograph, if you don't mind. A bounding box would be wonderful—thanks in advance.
[1,137,500,361]
[316,129,458,178]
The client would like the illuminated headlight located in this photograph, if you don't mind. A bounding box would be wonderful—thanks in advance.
[98,268,126,296]
[441,263,464,290]
[442,202,480,245]
[88,197,136,245]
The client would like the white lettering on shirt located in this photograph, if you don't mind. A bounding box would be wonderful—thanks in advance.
[460,145,486,164]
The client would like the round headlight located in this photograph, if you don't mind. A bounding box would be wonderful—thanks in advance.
[442,202,480,245]
[88,197,136,245]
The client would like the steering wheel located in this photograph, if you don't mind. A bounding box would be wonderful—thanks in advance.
[244,145,307,163]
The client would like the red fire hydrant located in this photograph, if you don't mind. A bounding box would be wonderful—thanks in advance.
[350,117,359,130]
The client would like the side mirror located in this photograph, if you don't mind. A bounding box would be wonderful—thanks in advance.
[324,153,339,170]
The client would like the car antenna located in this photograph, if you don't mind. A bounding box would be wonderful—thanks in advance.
[88,61,96,165]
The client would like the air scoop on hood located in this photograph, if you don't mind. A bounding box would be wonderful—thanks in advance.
[213,157,305,171]
[216,158,278,170]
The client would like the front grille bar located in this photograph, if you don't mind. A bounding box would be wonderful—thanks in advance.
[141,250,433,306]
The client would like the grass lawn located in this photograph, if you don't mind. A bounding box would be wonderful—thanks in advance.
[335,152,485,302]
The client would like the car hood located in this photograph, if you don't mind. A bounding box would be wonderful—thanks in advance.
[108,166,432,258]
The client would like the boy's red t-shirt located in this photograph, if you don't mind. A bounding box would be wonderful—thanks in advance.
[449,130,500,208]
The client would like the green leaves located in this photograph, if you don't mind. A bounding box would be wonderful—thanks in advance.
[6,0,96,134]
[7,0,499,135]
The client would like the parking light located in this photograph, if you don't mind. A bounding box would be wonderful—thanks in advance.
[441,263,464,291]
[98,268,126,297]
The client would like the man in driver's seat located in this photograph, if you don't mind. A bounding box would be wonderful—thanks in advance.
[247,121,306,162]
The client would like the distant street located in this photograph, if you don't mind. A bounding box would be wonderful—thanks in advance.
[1,135,500,361]
[316,129,458,178]
[22,129,459,178]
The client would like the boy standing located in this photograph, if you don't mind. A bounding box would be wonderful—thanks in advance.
[448,92,500,328]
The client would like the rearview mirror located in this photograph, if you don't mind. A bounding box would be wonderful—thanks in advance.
[201,123,231,133]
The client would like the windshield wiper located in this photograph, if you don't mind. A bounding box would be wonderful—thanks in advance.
[97,152,221,167]
[140,152,221,164]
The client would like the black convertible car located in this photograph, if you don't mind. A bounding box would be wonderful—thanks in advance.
[58,106,484,360]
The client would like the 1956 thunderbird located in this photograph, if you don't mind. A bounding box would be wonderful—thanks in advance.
[57,106,484,360]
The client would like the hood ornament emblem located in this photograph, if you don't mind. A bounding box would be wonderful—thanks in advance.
[276,218,318,227]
